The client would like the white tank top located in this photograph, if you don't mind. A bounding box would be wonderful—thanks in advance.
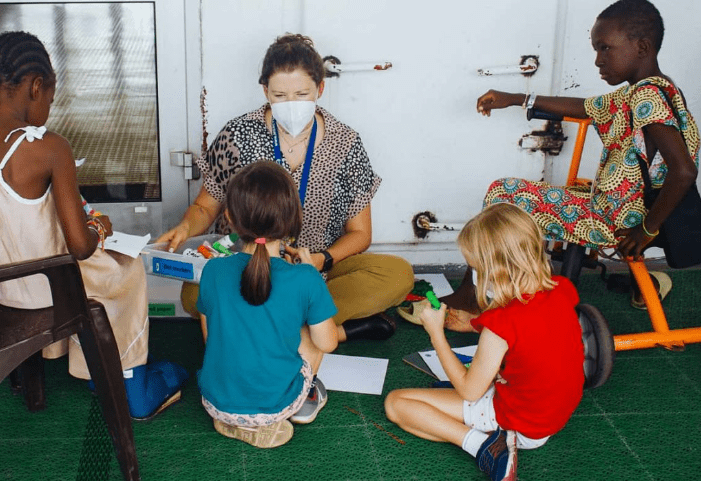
[0,126,69,308]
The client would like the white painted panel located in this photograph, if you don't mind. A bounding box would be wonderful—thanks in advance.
[304,0,559,245]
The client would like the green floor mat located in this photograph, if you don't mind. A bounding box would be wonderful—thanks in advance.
[1,270,700,480]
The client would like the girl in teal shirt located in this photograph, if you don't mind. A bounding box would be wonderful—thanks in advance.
[197,161,338,448]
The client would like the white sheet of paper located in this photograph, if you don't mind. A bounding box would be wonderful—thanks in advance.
[105,231,151,258]
[413,273,454,298]
[419,345,477,382]
[316,354,389,395]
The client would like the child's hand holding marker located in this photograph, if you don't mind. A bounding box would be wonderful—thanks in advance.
[419,290,447,338]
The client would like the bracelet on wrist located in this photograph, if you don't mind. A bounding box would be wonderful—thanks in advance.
[521,94,530,109]
[87,217,107,250]
[641,220,659,238]
[526,93,537,110]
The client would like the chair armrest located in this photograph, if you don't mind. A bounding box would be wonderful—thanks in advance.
[0,254,91,328]
[0,254,79,282]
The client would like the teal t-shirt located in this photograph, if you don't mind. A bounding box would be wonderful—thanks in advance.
[197,253,337,415]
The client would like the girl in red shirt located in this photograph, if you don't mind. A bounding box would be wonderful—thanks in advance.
[385,203,584,481]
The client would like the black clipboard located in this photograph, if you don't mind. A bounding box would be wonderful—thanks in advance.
[402,350,439,379]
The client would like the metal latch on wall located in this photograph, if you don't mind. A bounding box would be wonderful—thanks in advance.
[170,151,200,180]
[519,120,567,155]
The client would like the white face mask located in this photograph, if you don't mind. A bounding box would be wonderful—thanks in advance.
[472,268,495,300]
[271,100,316,137]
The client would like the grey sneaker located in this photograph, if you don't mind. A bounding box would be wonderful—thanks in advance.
[290,377,327,424]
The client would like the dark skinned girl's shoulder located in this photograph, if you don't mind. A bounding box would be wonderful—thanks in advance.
[38,130,72,152]
[29,130,75,167]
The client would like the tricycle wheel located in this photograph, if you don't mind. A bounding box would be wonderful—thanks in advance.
[577,303,615,389]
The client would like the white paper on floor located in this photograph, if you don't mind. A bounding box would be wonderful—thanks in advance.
[317,354,389,395]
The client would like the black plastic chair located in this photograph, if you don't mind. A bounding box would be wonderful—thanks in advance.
[0,254,139,481]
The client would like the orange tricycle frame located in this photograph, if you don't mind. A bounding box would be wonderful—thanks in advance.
[561,116,701,351]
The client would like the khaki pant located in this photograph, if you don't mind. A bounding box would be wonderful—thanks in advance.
[181,253,414,326]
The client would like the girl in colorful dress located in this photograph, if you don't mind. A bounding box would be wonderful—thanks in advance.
[0,31,187,419]
[197,161,338,448]
[476,0,699,309]
[385,203,584,481]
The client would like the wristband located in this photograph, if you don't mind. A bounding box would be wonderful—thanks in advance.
[526,93,537,110]
[521,94,530,109]
[320,250,334,273]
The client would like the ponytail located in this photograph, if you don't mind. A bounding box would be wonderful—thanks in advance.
[226,161,303,306]
[241,238,272,306]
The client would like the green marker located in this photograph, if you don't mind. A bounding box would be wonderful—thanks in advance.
[425,290,441,310]
[212,241,233,256]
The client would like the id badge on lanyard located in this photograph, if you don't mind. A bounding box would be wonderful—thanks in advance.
[271,117,317,207]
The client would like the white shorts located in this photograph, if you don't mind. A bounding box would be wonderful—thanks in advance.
[462,385,550,450]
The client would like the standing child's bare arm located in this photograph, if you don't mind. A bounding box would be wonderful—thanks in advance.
[476,89,588,119]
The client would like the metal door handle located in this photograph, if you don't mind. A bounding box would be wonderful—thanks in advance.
[323,55,392,77]
[478,55,539,76]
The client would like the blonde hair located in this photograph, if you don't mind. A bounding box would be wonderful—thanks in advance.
[458,203,556,310]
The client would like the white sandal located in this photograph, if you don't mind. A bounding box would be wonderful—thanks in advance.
[396,300,430,325]
[631,271,672,310]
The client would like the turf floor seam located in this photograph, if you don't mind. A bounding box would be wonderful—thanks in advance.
[592,395,657,481]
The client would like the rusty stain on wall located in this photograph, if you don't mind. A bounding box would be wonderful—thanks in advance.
[200,86,208,154]
[412,211,436,239]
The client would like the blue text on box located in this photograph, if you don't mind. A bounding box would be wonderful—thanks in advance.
[152,257,194,280]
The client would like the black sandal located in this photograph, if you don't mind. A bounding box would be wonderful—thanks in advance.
[343,313,396,341]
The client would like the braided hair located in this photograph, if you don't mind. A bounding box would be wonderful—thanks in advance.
[0,31,55,90]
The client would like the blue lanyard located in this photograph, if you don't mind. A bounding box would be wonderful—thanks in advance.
[271,117,317,207]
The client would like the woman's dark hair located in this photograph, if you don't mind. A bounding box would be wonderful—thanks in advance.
[598,0,664,52]
[258,33,325,86]
[0,31,55,90]
[226,161,303,306]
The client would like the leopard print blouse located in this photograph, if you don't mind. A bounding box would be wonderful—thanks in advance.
[196,104,381,252]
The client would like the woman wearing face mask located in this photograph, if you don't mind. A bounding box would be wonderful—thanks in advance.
[158,34,413,343]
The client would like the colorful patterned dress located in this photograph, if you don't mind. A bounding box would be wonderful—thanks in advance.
[484,77,700,248]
